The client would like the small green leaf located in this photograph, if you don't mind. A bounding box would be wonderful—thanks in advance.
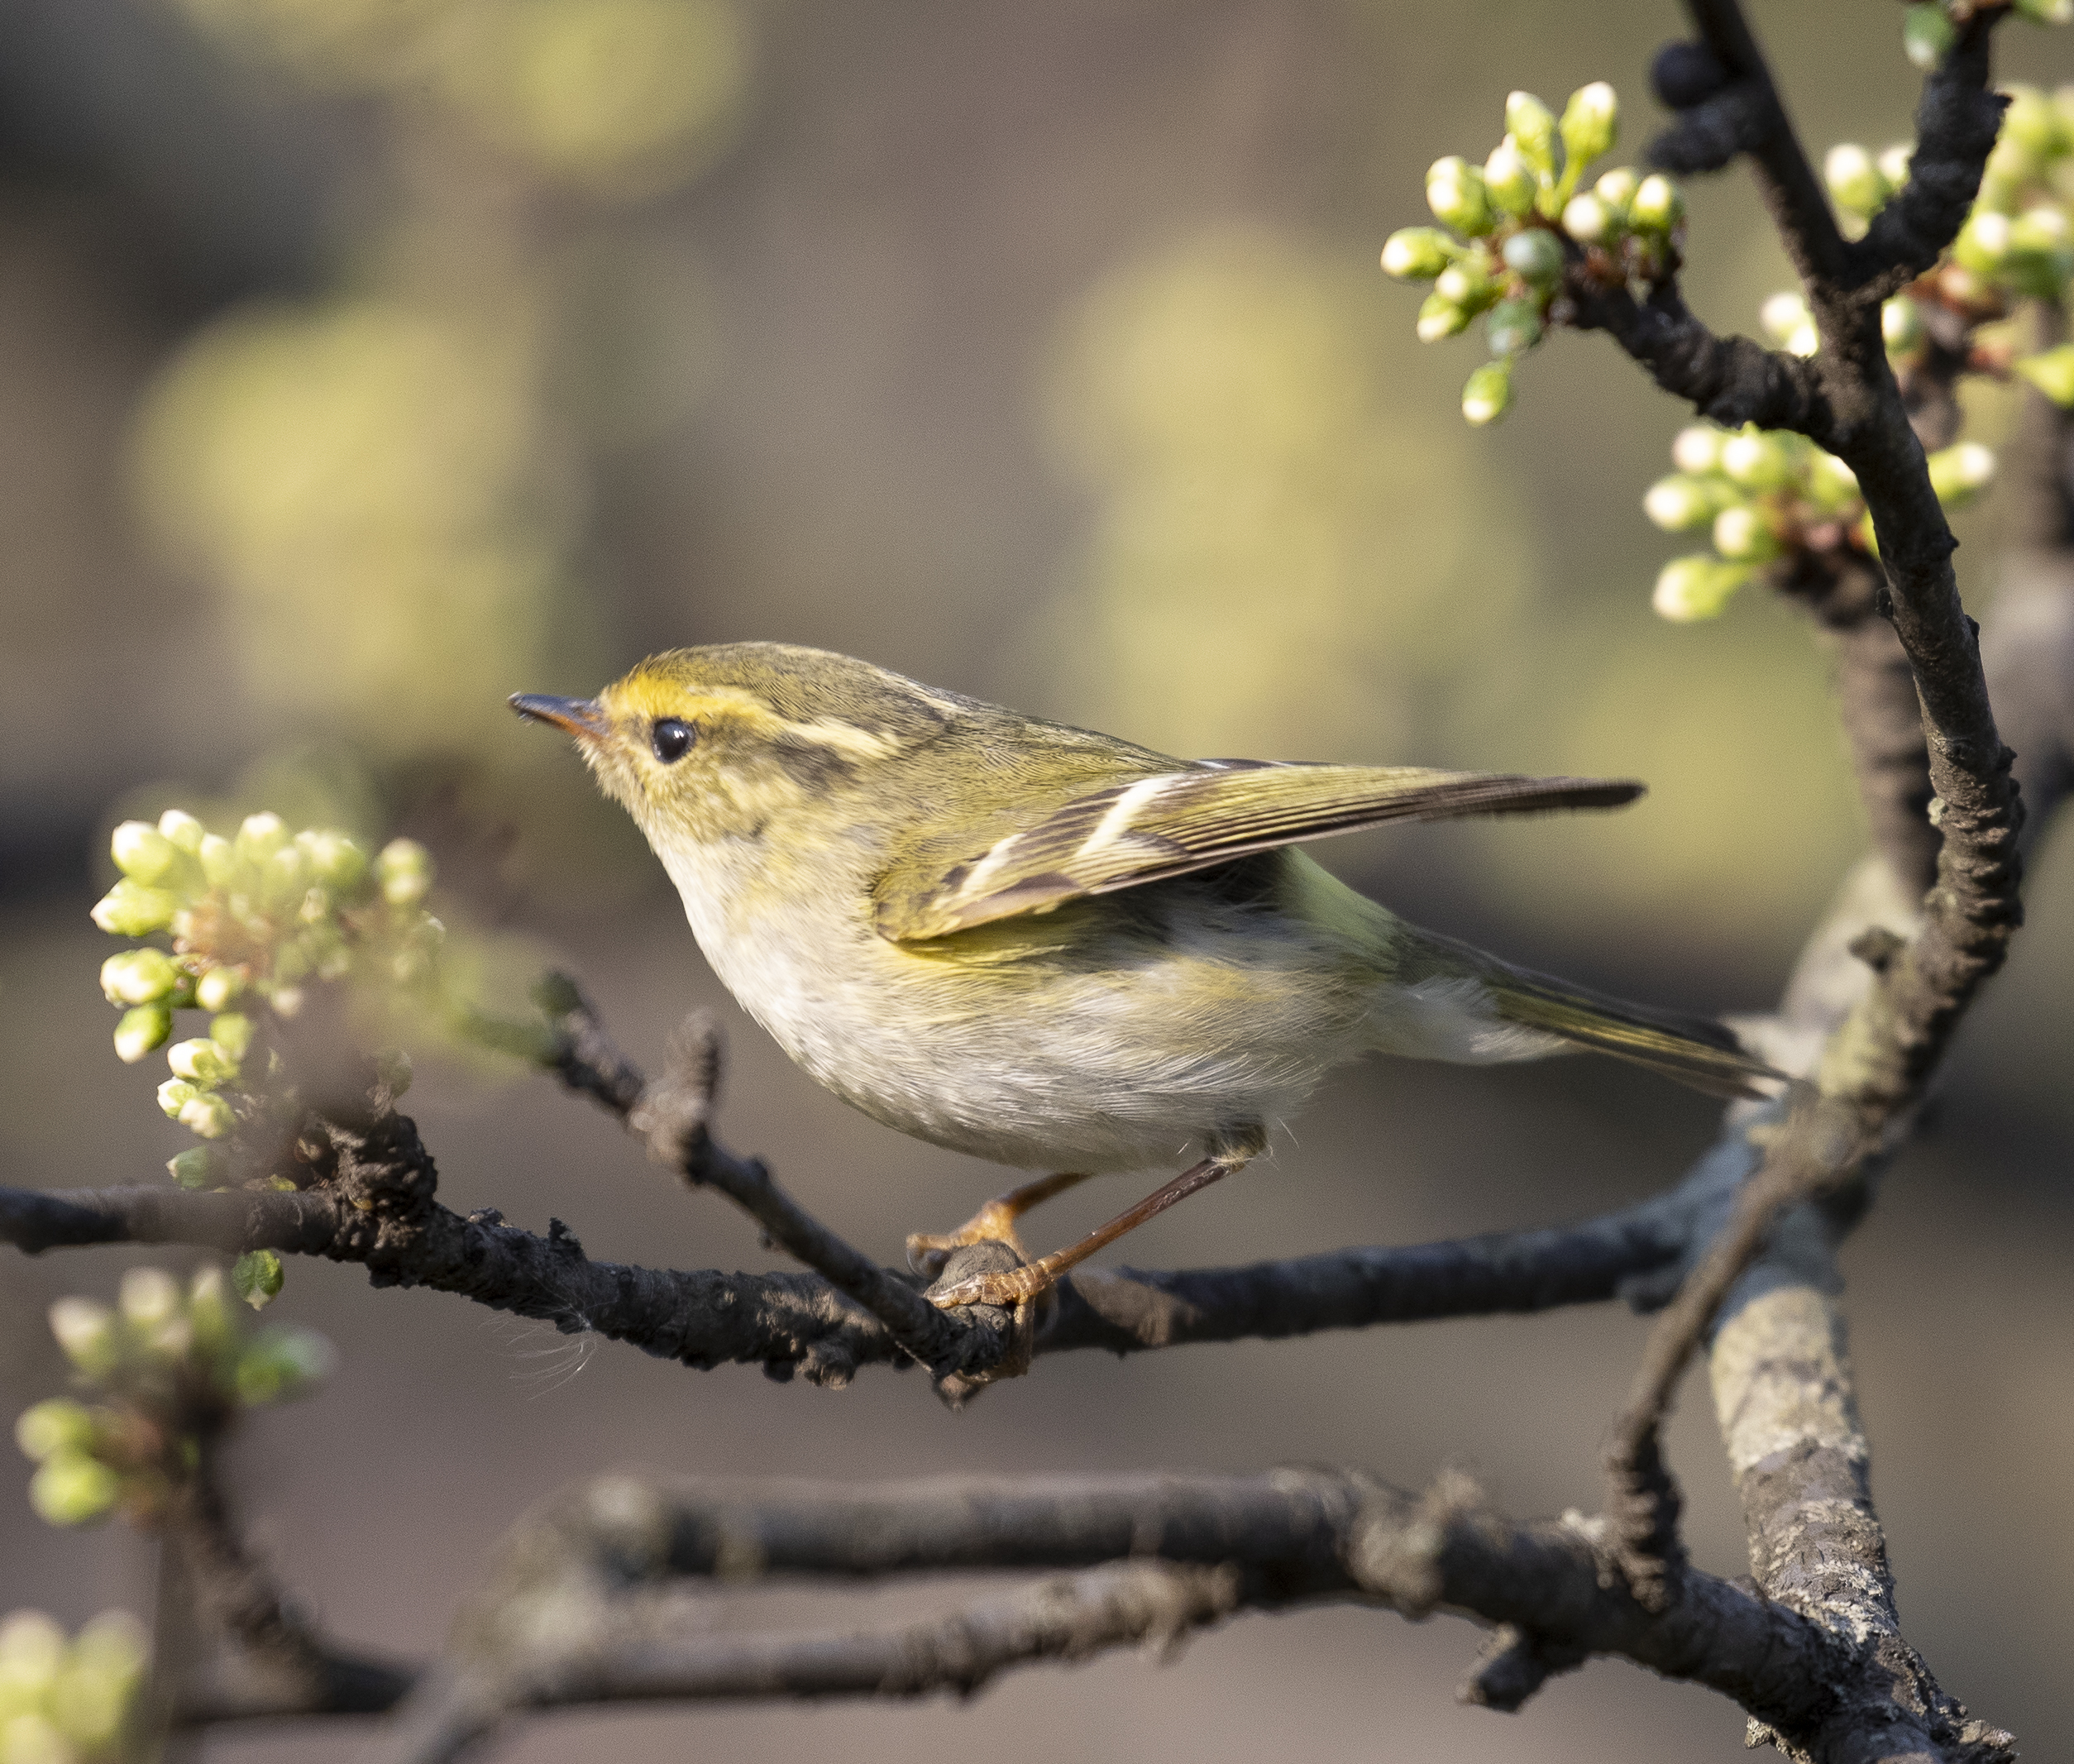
[232,1250,285,1312]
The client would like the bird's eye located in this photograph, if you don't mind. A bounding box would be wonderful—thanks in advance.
[652,717,695,763]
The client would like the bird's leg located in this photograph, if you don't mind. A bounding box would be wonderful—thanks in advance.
[928,1133,1260,1312]
[905,1169,1096,1280]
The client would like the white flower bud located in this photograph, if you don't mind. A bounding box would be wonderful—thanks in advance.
[1902,2,1957,69]
[1426,156,1493,235]
[1560,193,1614,243]
[179,1092,237,1140]
[1503,90,1562,182]
[1642,475,1722,532]
[1806,450,1861,512]
[376,839,434,907]
[14,1398,95,1463]
[1927,441,1996,507]
[1953,211,2012,274]
[90,882,177,938]
[113,1004,173,1064]
[1594,167,1640,213]
[1670,425,1724,474]
[47,1298,117,1373]
[1881,295,1925,355]
[157,809,206,854]
[1381,227,1453,280]
[1712,504,1781,562]
[1720,428,1795,490]
[118,1267,181,1328]
[195,964,246,1011]
[157,1078,198,1119]
[1823,143,1890,218]
[1482,139,1538,218]
[167,1146,219,1191]
[167,1038,238,1086]
[209,1012,254,1063]
[1652,555,1751,622]
[1759,290,1810,346]
[100,949,179,1006]
[1501,227,1565,283]
[110,821,179,886]
[198,834,237,889]
[28,1453,121,1527]
[1628,174,1684,232]
[1460,358,1513,425]
[235,813,289,867]
[1877,144,1913,189]
[1559,81,1618,169]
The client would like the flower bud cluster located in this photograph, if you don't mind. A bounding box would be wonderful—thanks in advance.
[14,1267,331,1528]
[1381,82,1684,425]
[92,810,438,1156]
[0,1608,148,1763]
[1645,423,1995,621]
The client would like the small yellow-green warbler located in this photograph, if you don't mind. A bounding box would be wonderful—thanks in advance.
[514,644,1771,1311]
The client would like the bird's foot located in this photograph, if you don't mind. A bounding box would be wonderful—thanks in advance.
[905,1171,1094,1281]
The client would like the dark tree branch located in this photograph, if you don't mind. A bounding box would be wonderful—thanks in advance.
[0,1170,1712,1379]
[1852,19,2008,299]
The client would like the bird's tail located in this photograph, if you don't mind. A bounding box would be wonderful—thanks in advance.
[1390,929,1781,1101]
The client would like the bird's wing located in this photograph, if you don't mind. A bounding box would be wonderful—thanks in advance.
[873,761,1642,942]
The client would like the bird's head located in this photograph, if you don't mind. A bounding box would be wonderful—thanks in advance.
[510,643,959,856]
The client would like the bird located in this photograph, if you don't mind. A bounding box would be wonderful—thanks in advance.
[512,643,1773,1315]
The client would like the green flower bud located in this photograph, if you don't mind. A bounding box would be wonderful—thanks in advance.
[1560,192,1614,243]
[194,964,246,1011]
[2005,205,2074,296]
[1713,504,1782,562]
[110,821,179,886]
[118,1267,181,1329]
[1380,227,1453,280]
[208,1012,254,1063]
[47,1298,117,1376]
[167,1038,238,1086]
[112,1004,173,1065]
[1503,90,1562,182]
[1433,261,1493,308]
[1880,294,1925,356]
[1482,139,1538,218]
[295,829,370,894]
[1594,167,1640,213]
[90,882,177,938]
[1877,143,1913,189]
[376,839,434,907]
[2004,84,2064,160]
[2018,0,2074,22]
[234,812,289,868]
[1928,440,1996,506]
[1653,555,1752,622]
[1415,294,1468,342]
[167,1146,220,1191]
[1501,227,1565,283]
[1559,81,1618,170]
[14,1398,96,1463]
[188,1266,235,1359]
[1719,428,1795,490]
[1425,155,1493,235]
[234,1326,333,1403]
[28,1451,121,1526]
[2016,342,2074,404]
[1900,3,1957,69]
[232,1250,285,1312]
[1628,173,1685,232]
[156,809,205,855]
[198,834,237,889]
[1484,297,1543,356]
[257,844,309,911]
[157,1078,198,1120]
[1670,424,1725,474]
[1642,474,1725,532]
[179,1092,237,1140]
[1806,449,1861,512]
[1759,290,1818,357]
[1823,143,1890,219]
[0,1609,67,1676]
[100,949,179,1006]
[1953,210,2013,274]
[1460,357,1513,425]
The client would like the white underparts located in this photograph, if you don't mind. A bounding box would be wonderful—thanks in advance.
[1366,975,1569,1065]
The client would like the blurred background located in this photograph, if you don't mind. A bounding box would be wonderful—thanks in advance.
[2,0,2072,1757]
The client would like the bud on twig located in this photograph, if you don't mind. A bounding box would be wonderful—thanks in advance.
[112,1005,173,1065]
[1460,359,1513,425]
[1653,555,1751,622]
[1426,156,1493,235]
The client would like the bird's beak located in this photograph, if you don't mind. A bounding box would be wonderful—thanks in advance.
[509,694,609,742]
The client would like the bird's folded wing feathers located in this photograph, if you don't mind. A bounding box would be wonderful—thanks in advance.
[874,762,1642,942]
